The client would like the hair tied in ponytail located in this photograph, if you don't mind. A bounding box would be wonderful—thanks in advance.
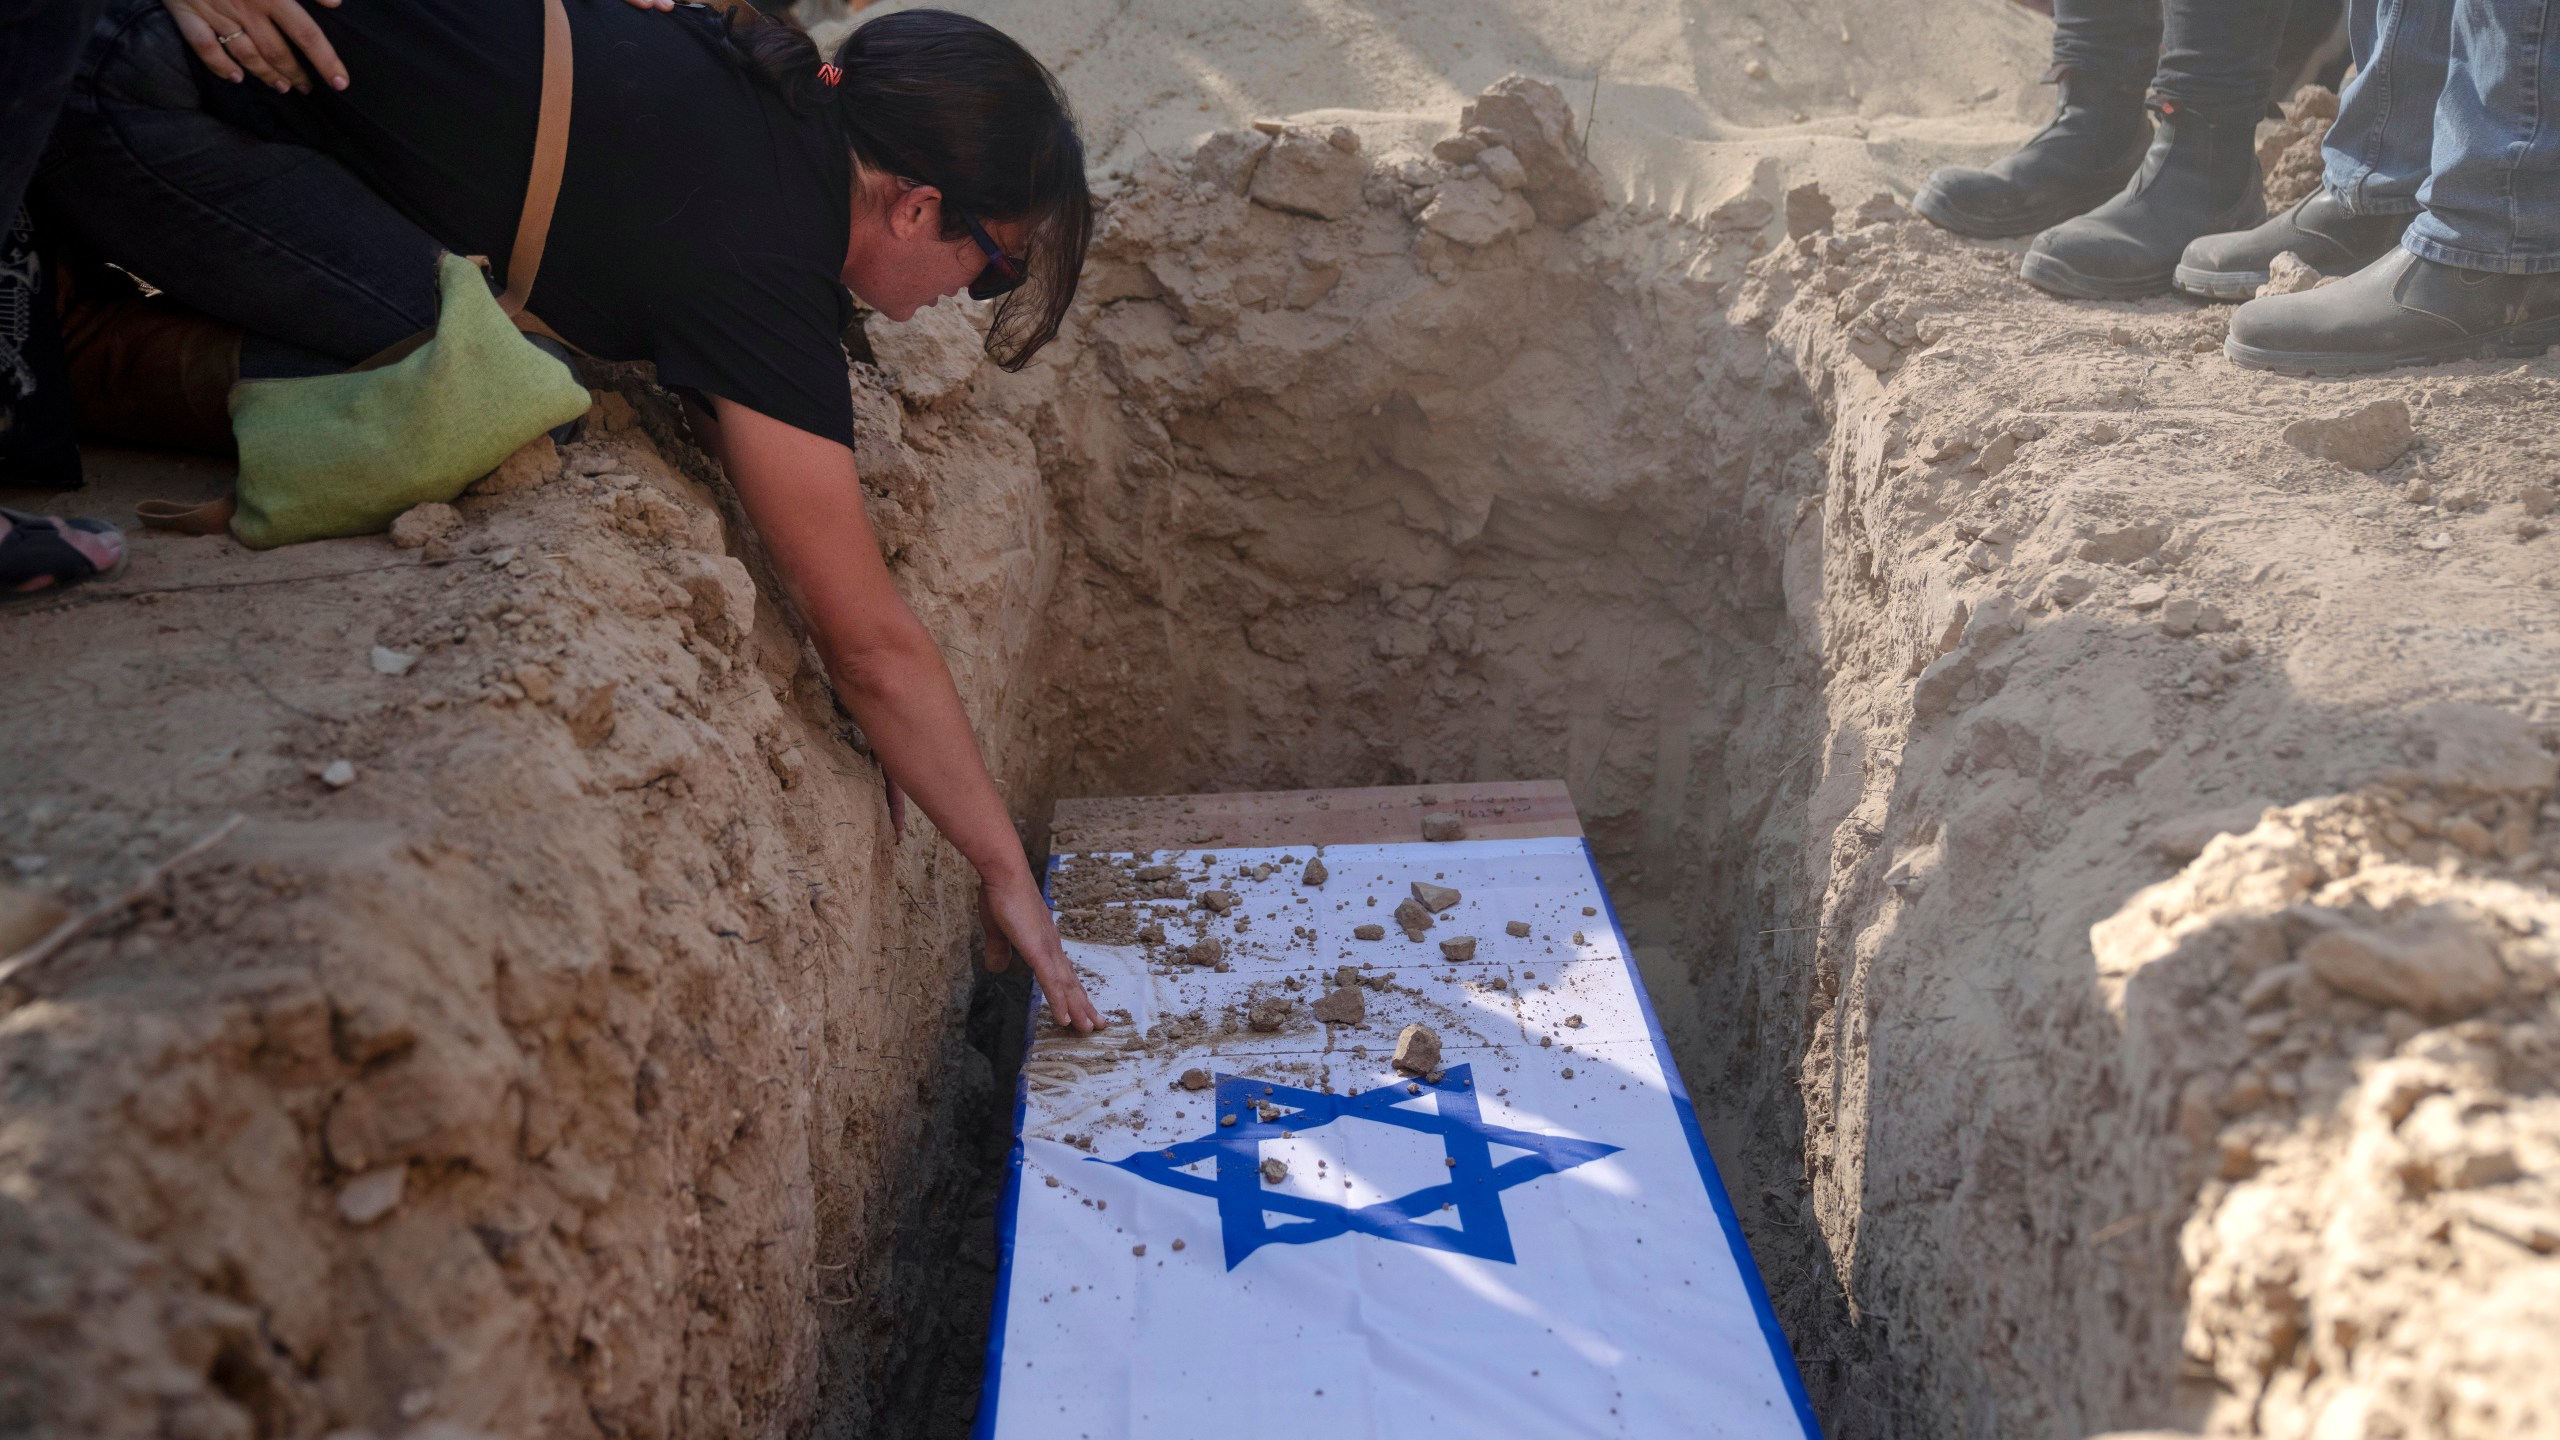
[817,62,843,87]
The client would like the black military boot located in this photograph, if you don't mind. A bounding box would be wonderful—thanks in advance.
[1914,70,2152,239]
[2175,190,2412,300]
[2226,247,2560,374]
[2021,101,2266,300]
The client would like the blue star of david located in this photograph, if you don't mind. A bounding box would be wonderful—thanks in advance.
[1092,1064,1620,1270]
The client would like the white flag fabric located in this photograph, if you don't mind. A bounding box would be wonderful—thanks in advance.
[976,837,1817,1439]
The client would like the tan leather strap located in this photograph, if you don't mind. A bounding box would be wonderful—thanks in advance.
[500,0,575,320]
[136,495,237,535]
[347,0,576,374]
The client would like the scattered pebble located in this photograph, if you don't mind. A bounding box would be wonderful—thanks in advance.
[1131,1244,1147,1257]
[1301,857,1328,886]
[1506,920,1531,937]
[1439,935,1477,962]
[1353,923,1385,941]
[1178,1068,1213,1091]
[319,759,358,789]
[1421,812,1467,842]
[337,1166,405,1226]
[1260,1157,1288,1185]
[369,645,418,676]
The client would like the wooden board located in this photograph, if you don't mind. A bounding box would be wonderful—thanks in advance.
[1048,779,1582,853]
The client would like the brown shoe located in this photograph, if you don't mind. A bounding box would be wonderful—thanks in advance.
[56,267,240,457]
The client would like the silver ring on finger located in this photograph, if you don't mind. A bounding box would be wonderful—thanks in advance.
[216,28,247,44]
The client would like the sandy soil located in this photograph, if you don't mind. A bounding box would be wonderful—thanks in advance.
[0,374,1057,1438]
[4,1,2556,1437]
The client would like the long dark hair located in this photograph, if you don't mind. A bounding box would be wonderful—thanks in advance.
[728,7,1090,371]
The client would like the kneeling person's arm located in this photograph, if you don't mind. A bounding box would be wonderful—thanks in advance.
[709,397,1102,1031]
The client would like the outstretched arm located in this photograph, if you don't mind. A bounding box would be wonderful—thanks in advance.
[709,396,1104,1033]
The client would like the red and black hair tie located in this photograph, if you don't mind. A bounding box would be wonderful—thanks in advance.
[817,62,843,87]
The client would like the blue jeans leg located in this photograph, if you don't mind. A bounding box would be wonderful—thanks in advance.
[2406,0,2560,271]
[35,0,438,377]
[2325,0,2449,213]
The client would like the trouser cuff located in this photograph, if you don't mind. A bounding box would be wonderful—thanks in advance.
[2401,230,2560,276]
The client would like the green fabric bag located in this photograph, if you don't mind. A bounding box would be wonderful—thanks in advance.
[226,253,592,549]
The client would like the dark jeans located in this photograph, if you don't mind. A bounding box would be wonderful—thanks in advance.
[0,0,109,232]
[36,0,440,378]
[2051,0,2302,121]
[0,0,107,483]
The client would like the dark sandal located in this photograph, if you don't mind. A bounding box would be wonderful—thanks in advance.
[1,507,128,605]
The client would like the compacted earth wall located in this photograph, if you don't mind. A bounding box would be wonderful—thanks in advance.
[5,78,2557,1440]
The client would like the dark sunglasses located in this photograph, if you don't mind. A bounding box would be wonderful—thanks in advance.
[956,213,1027,301]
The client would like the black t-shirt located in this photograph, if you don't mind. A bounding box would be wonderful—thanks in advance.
[237,0,856,445]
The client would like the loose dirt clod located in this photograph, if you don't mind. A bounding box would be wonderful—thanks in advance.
[386,502,460,549]
[1260,1157,1288,1185]
[1199,889,1239,914]
[1178,1068,1213,1091]
[1421,812,1467,842]
[1302,857,1328,886]
[2255,251,2328,297]
[1183,938,1224,968]
[1248,997,1297,1031]
[1311,985,1366,1026]
[1393,1024,1442,1076]
[1506,920,1530,937]
[1410,881,1461,912]
[2282,398,2414,472]
[2297,903,2507,1018]
[1439,936,1477,961]
[1392,896,1433,932]
[1353,923,1385,941]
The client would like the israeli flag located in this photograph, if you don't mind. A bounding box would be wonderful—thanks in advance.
[979,832,1817,1439]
